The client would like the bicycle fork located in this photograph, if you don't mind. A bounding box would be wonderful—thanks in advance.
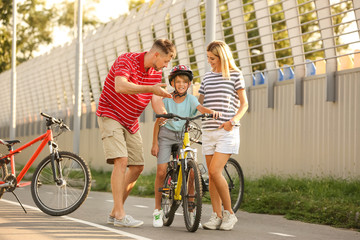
[48,141,64,186]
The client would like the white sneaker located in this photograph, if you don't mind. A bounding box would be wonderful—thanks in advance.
[202,212,222,230]
[153,209,164,227]
[219,210,238,230]
[114,215,144,228]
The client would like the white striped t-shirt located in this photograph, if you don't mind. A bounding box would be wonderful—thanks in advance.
[198,71,245,129]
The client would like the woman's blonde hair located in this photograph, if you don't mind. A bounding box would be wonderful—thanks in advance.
[207,40,240,79]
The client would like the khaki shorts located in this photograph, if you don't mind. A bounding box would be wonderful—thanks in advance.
[97,116,144,165]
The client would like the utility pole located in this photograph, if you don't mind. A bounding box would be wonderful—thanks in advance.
[73,0,83,154]
[10,0,17,139]
[205,0,216,72]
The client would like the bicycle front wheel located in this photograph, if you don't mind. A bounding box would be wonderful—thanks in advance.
[223,158,244,213]
[183,158,202,232]
[0,162,8,199]
[31,151,91,216]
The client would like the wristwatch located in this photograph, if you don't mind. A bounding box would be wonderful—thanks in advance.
[230,120,239,126]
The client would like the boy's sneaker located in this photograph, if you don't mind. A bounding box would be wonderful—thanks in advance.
[219,210,238,230]
[202,212,222,230]
[114,215,144,228]
[153,209,164,227]
[107,215,115,224]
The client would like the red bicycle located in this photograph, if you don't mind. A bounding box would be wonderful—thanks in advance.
[0,113,91,216]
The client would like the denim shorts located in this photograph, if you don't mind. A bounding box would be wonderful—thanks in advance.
[202,127,240,155]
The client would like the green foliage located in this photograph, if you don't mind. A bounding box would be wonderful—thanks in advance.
[0,0,100,73]
[0,0,55,72]
[241,176,360,230]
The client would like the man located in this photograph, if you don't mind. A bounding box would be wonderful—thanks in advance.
[96,39,176,227]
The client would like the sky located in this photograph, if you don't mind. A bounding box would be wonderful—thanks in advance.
[35,0,130,56]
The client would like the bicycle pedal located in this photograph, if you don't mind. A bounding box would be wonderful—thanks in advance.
[158,187,170,193]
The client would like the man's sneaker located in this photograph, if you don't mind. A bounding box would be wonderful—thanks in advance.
[219,210,238,230]
[114,215,144,228]
[202,212,222,230]
[153,209,163,228]
[107,215,115,224]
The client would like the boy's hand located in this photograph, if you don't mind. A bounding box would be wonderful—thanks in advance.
[212,111,221,119]
[151,144,159,157]
[158,118,167,126]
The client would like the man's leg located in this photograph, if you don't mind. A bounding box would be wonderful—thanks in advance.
[123,165,144,202]
[110,157,128,220]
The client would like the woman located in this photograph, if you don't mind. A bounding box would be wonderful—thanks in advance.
[199,40,248,231]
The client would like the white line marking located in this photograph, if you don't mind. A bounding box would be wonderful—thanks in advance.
[1,199,152,240]
[269,232,296,237]
[133,205,148,208]
[106,199,114,203]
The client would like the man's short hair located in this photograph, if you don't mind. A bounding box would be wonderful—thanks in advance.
[152,39,176,58]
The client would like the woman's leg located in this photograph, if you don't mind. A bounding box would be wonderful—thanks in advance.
[207,152,233,215]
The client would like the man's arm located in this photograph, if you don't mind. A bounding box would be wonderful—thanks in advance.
[115,76,172,98]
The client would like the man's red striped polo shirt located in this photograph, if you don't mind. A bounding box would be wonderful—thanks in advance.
[96,52,162,134]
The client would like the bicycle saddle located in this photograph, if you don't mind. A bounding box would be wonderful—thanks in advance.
[0,139,20,146]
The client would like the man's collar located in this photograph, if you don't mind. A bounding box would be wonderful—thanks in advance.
[139,51,147,73]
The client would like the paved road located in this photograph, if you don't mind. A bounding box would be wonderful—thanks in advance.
[0,186,359,240]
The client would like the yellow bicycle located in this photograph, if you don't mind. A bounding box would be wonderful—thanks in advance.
[156,113,212,232]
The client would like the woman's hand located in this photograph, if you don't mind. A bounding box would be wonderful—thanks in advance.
[219,121,233,131]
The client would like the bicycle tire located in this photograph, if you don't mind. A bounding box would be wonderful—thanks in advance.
[30,151,91,216]
[161,169,179,226]
[223,158,244,213]
[183,158,202,232]
[0,162,8,199]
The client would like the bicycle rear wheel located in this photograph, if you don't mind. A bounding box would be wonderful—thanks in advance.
[223,158,244,213]
[161,169,179,226]
[31,151,91,216]
[183,158,202,232]
[0,162,8,199]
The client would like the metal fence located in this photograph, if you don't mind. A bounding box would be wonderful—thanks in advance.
[0,0,359,178]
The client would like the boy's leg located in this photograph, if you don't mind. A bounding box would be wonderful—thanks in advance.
[154,163,168,210]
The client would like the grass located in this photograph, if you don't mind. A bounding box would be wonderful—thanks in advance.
[15,165,360,231]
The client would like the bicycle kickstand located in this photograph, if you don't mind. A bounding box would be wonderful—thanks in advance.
[11,191,27,213]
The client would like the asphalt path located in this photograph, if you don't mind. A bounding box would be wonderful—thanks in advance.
[0,186,359,240]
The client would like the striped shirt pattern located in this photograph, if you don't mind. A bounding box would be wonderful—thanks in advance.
[199,71,245,130]
[96,52,162,134]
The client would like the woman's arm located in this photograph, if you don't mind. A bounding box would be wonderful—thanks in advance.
[219,88,248,130]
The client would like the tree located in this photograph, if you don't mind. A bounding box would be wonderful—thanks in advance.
[0,0,100,73]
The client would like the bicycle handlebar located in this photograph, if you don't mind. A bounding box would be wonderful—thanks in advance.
[155,113,213,121]
[41,112,71,131]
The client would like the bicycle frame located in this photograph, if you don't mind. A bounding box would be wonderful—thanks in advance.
[0,129,53,188]
[173,121,197,201]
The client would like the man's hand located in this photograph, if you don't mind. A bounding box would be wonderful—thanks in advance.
[152,83,172,98]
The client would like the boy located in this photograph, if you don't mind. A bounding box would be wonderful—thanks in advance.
[151,65,219,227]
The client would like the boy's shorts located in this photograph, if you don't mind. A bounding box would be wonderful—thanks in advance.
[202,127,240,156]
[157,126,183,165]
[97,116,144,165]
